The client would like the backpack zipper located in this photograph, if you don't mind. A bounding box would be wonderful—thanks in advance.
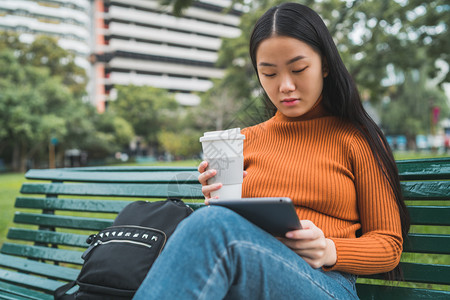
[106,225,167,237]
[96,239,153,248]
[86,225,167,244]
[82,225,167,260]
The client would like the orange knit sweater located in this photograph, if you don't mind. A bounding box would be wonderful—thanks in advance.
[241,102,403,275]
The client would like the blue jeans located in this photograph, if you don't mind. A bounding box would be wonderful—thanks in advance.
[134,206,359,300]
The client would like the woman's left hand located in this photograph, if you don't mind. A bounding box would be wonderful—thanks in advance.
[278,220,337,269]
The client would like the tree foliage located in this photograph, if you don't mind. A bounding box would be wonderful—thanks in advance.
[0,31,134,171]
[381,69,448,139]
[79,110,135,159]
[163,0,449,90]
[158,129,201,158]
[0,33,88,98]
[109,85,180,150]
[0,48,73,171]
[164,0,449,139]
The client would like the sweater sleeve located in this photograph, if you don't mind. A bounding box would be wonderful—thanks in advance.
[325,132,403,275]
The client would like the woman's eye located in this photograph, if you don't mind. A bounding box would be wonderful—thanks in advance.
[263,73,276,77]
[293,67,307,73]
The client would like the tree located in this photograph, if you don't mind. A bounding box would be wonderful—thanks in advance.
[162,0,449,88]
[0,49,73,171]
[0,33,88,98]
[80,111,135,160]
[158,129,201,158]
[381,68,448,147]
[109,85,180,155]
[166,0,449,137]
[0,31,134,171]
[0,31,92,171]
[320,0,450,101]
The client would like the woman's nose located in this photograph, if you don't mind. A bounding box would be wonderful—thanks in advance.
[279,75,295,93]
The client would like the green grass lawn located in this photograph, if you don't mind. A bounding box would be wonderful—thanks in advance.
[393,151,449,160]
[0,172,29,246]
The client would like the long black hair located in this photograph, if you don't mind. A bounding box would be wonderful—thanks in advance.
[249,2,410,280]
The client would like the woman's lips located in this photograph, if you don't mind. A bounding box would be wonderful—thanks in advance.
[281,98,300,106]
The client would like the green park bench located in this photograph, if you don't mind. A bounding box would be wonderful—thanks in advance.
[0,158,449,299]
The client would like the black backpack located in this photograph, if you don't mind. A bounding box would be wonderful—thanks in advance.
[54,199,193,299]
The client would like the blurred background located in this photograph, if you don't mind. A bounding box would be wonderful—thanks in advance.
[0,0,449,173]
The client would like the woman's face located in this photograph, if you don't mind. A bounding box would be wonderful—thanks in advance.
[256,36,327,118]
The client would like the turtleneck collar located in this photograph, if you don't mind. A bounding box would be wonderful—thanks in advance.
[273,95,331,122]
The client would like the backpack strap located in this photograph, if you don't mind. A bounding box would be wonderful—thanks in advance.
[54,280,77,300]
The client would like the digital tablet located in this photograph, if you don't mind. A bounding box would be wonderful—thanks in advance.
[208,197,301,236]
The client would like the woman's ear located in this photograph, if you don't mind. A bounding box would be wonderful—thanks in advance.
[322,57,329,78]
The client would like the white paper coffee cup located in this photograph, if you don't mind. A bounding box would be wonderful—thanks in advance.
[200,128,245,199]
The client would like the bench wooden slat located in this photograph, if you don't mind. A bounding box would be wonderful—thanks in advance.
[1,243,83,265]
[44,166,198,172]
[404,233,450,254]
[15,197,131,213]
[0,291,40,300]
[0,292,49,300]
[15,197,204,213]
[7,229,87,248]
[397,158,450,180]
[0,290,36,300]
[0,289,36,300]
[0,291,47,300]
[407,206,450,226]
[0,254,78,282]
[0,269,64,293]
[25,169,200,183]
[363,262,450,285]
[13,212,113,231]
[23,158,450,181]
[400,262,450,285]
[20,183,204,199]
[356,283,450,300]
[0,281,52,300]
[401,181,450,200]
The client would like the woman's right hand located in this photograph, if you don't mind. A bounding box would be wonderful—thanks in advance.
[198,161,248,205]
[198,161,222,204]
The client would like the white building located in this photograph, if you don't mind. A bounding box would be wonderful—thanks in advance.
[0,0,91,70]
[93,0,242,112]
[0,0,242,112]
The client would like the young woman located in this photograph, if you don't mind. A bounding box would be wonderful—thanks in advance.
[134,3,409,299]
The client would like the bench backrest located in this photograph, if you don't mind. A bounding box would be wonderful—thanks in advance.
[0,166,204,295]
[0,158,449,299]
[357,158,450,299]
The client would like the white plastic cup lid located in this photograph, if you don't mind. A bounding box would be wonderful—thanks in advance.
[199,128,245,143]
